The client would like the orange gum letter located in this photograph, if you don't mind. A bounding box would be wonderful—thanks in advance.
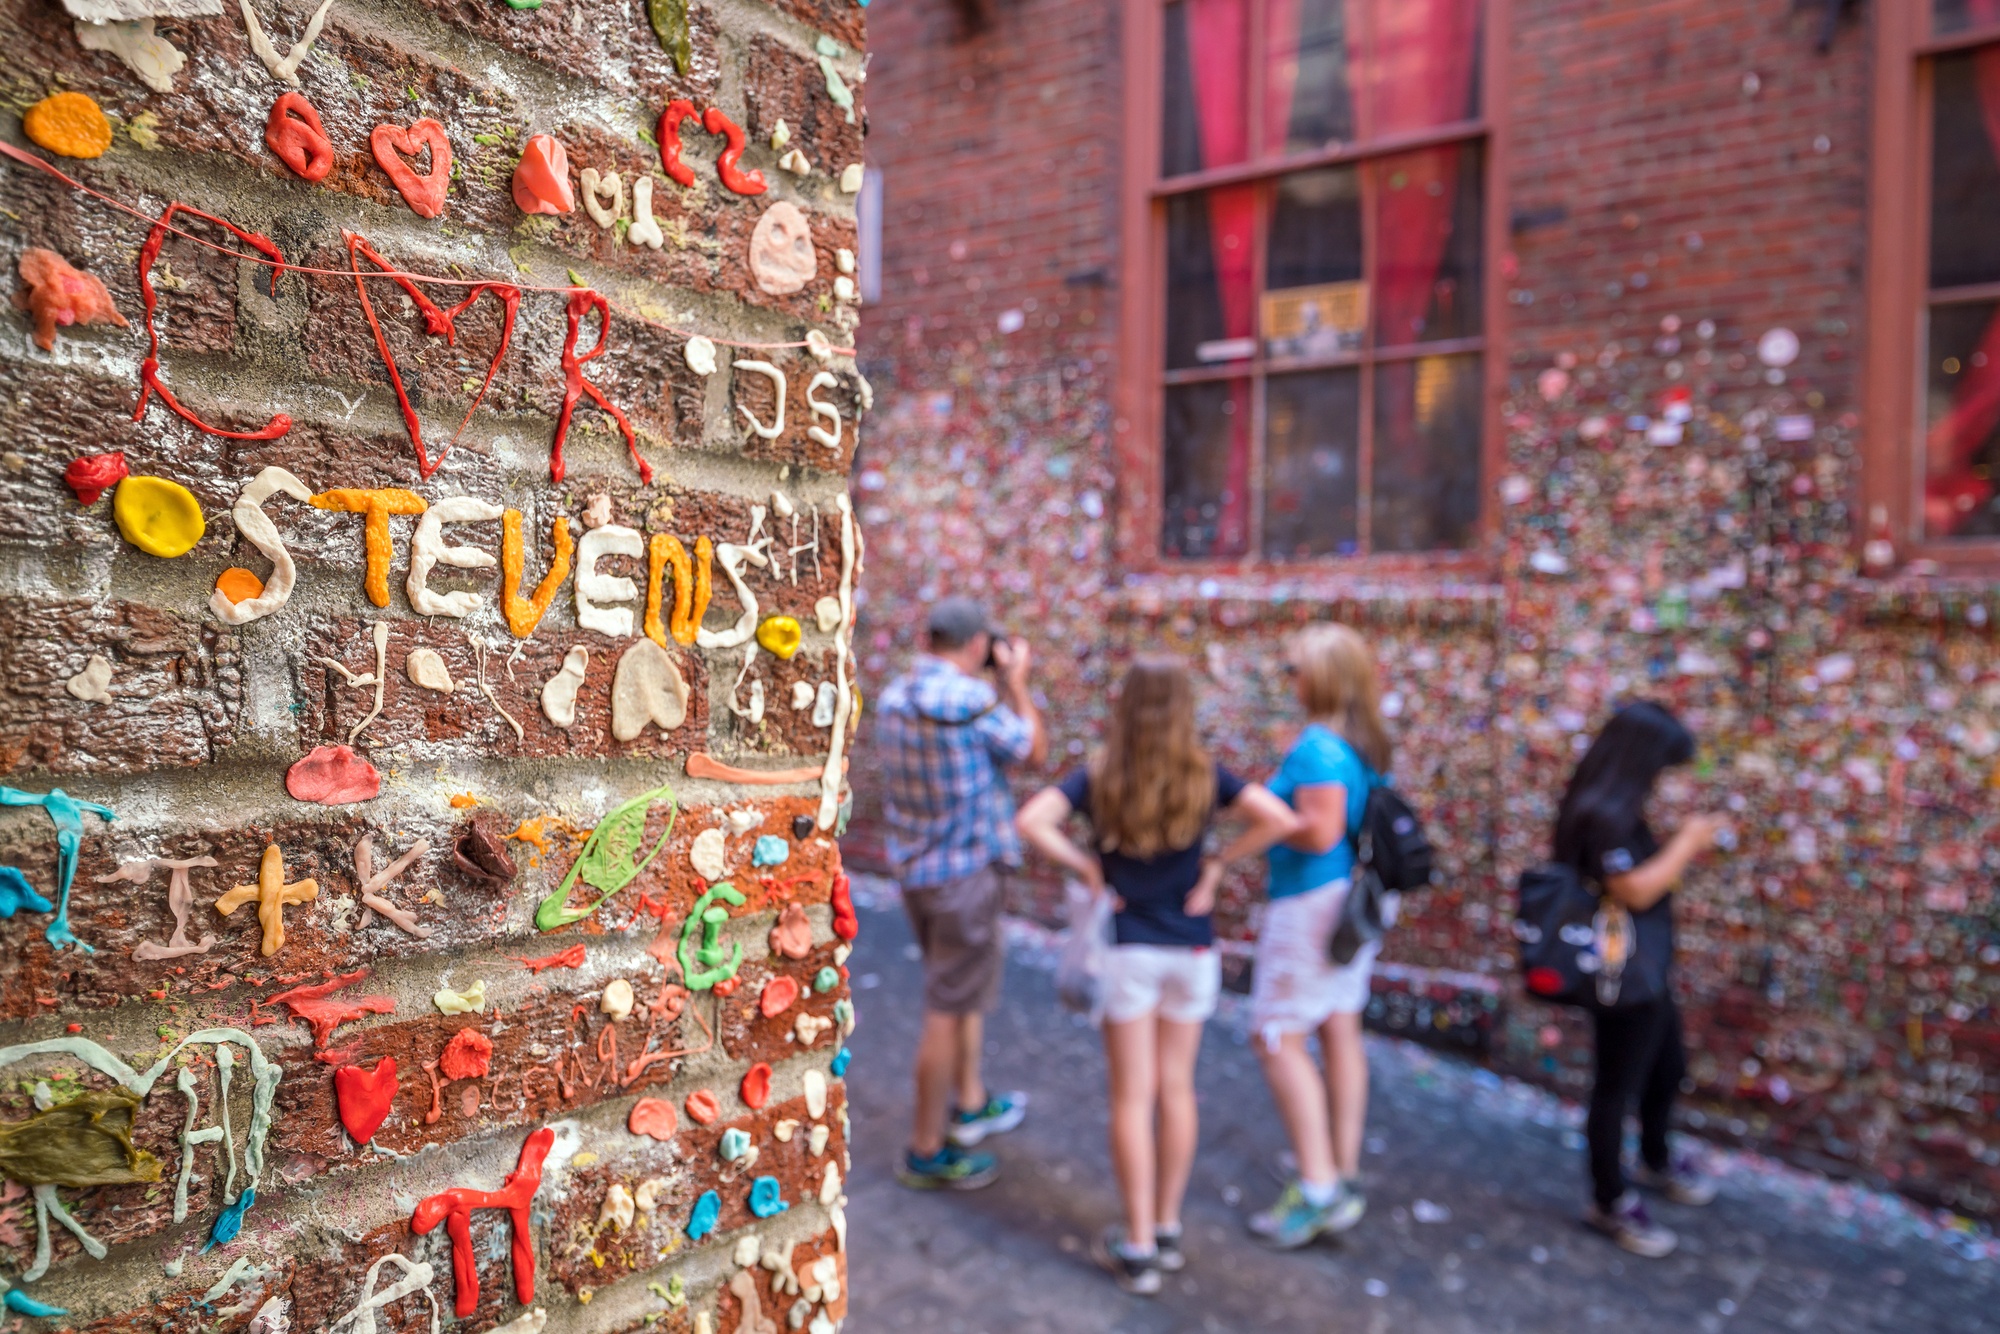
[683,535,714,645]
[645,534,692,649]
[502,509,574,638]
[310,488,427,607]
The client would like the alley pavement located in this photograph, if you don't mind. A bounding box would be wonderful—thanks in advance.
[837,889,1997,1333]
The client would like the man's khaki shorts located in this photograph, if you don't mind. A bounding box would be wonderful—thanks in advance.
[901,864,1006,1015]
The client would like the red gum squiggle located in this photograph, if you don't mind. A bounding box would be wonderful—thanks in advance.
[658,99,698,187]
[345,230,520,479]
[703,106,766,196]
[134,203,291,440]
[552,288,647,485]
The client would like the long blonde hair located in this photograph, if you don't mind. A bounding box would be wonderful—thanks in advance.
[1089,656,1213,858]
[1290,624,1392,772]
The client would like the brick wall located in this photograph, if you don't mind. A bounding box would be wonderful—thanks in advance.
[855,0,2000,1217]
[0,0,865,1325]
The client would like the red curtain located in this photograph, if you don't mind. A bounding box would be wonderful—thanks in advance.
[1188,0,1256,554]
[1926,8,2000,536]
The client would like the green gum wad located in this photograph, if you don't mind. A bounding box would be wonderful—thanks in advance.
[0,1090,163,1188]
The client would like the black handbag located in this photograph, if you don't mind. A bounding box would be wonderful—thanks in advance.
[1514,862,1666,1009]
[1328,783,1434,965]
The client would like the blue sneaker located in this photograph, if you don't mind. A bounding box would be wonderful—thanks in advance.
[1247,1180,1363,1249]
[948,1090,1029,1146]
[896,1144,999,1191]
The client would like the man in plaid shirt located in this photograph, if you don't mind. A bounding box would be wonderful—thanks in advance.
[877,597,1046,1190]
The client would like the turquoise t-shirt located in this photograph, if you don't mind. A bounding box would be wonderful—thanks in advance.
[1265,724,1373,899]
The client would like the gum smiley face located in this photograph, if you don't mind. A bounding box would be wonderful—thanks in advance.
[370,119,453,219]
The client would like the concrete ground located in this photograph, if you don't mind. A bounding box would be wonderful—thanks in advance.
[837,889,1998,1333]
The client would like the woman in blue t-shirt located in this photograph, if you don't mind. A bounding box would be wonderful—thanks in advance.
[1016,657,1297,1295]
[1246,624,1392,1250]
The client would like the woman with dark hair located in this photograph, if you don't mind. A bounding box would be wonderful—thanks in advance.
[1556,700,1723,1258]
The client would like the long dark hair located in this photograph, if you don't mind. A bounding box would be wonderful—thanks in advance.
[1553,701,1695,868]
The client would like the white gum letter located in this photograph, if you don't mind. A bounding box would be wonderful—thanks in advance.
[575,524,645,637]
[405,497,504,618]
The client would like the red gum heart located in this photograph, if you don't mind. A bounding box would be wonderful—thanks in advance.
[512,134,574,215]
[628,1097,678,1140]
[334,1056,398,1143]
[371,118,453,219]
[741,1062,772,1110]
[658,99,697,187]
[135,203,291,441]
[346,230,519,479]
[702,106,765,195]
[759,975,799,1018]
[265,92,333,184]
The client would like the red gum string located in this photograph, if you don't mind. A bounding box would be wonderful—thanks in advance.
[703,107,766,196]
[0,141,856,356]
[411,1125,555,1317]
[552,288,648,485]
[346,230,521,479]
[135,202,292,441]
[511,942,587,973]
[658,99,698,187]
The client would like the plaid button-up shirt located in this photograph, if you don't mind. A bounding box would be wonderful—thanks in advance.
[874,656,1035,888]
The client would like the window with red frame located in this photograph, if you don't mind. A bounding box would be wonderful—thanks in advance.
[1154,0,1488,561]
[1922,3,2000,539]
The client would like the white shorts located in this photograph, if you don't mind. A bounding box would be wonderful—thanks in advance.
[1101,944,1222,1025]
[1249,879,1381,1047]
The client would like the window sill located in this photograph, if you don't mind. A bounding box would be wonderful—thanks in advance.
[1111,570,1504,630]
[1850,571,2000,627]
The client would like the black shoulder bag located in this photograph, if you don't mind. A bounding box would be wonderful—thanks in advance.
[1328,781,1437,965]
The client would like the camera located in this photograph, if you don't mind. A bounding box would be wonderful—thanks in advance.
[984,634,1011,670]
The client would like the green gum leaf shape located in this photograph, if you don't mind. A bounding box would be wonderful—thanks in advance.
[534,783,678,932]
[649,0,692,76]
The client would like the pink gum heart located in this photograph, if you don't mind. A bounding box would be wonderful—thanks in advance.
[512,135,575,215]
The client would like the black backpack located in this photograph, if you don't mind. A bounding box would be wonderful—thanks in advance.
[1328,782,1436,964]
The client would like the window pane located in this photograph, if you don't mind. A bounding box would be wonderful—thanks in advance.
[1924,301,2000,539]
[1354,0,1482,139]
[1372,142,1484,347]
[1265,0,1355,156]
[1163,379,1252,559]
[1933,1,2000,38]
[1264,167,1365,358]
[1929,48,2000,290]
[1264,370,1360,558]
[1165,186,1258,370]
[1162,0,1249,178]
[1372,354,1482,551]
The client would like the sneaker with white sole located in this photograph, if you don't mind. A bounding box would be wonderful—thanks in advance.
[1583,1192,1678,1258]
[1154,1224,1186,1273]
[1090,1226,1162,1295]
[1248,1181,1343,1249]
[948,1090,1029,1146]
[1630,1157,1717,1206]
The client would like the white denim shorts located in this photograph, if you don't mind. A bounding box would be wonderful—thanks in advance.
[1101,943,1223,1025]
[1249,879,1381,1048]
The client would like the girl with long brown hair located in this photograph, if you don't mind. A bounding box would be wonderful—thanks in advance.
[1016,656,1297,1295]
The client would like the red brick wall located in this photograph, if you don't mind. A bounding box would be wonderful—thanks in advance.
[856,0,2000,1216]
[1,0,865,1324]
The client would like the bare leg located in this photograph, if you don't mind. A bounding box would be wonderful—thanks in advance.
[1319,1010,1368,1180]
[954,1011,987,1113]
[1153,1017,1205,1231]
[1103,1016,1160,1249]
[1256,1030,1336,1186]
[911,1010,961,1157]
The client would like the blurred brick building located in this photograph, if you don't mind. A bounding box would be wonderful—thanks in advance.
[847,0,2000,1216]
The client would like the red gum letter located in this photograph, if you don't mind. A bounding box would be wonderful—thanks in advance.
[658,99,698,187]
[346,231,520,479]
[552,288,649,485]
[134,203,291,440]
[265,92,333,183]
[702,107,766,196]
[411,1126,555,1316]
